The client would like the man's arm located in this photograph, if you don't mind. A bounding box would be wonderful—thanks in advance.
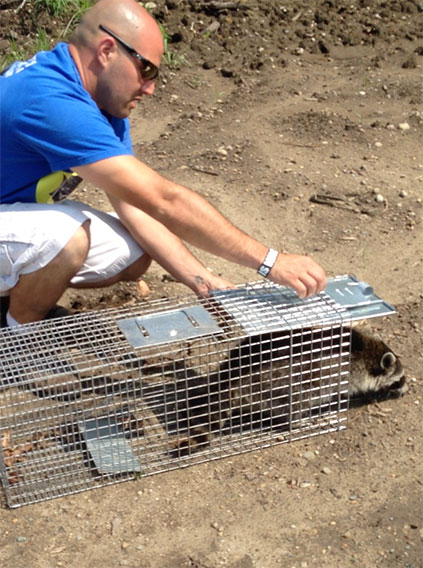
[74,155,326,298]
[108,195,234,296]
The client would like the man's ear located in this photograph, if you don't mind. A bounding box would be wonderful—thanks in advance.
[97,38,117,67]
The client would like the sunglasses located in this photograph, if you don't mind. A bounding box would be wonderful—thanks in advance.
[99,24,159,80]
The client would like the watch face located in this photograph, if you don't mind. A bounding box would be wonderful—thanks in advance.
[258,265,270,277]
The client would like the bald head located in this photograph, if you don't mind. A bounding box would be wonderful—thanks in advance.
[71,0,162,52]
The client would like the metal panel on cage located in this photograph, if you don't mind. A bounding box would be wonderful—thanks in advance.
[0,277,394,508]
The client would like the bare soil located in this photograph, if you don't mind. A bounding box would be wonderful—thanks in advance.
[0,1,422,567]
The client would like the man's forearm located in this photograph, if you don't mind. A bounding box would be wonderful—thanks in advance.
[75,155,326,298]
[154,181,269,268]
[77,156,267,268]
[108,195,234,295]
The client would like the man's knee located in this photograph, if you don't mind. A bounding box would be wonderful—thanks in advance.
[118,254,152,282]
[70,253,152,289]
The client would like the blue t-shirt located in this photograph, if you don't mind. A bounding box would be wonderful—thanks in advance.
[0,43,133,204]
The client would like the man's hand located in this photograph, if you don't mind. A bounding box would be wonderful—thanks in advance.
[191,273,235,297]
[268,253,326,299]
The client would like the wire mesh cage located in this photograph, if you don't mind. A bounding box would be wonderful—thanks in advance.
[0,281,353,508]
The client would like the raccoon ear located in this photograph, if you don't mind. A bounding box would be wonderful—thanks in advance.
[381,352,396,370]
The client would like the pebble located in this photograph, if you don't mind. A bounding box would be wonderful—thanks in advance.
[375,193,385,203]
[398,122,410,131]
[211,521,224,534]
[16,536,27,543]
[322,466,332,475]
[303,451,316,461]
[136,279,151,298]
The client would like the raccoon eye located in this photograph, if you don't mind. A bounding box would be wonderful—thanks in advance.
[381,352,396,370]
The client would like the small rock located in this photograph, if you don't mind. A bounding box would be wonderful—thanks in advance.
[303,451,316,461]
[375,193,385,203]
[204,21,220,34]
[398,122,410,131]
[220,68,234,78]
[322,466,332,475]
[402,54,417,69]
[16,536,27,543]
[136,279,151,298]
[318,40,330,54]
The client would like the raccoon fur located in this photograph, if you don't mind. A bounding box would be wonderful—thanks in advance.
[171,325,407,455]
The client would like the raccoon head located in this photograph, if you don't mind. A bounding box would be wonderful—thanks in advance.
[348,327,407,401]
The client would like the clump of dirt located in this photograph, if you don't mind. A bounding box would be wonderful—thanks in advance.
[1,0,423,73]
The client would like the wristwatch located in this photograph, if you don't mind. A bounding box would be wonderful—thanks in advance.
[257,248,279,278]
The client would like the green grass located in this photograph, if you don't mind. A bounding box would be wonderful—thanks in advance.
[1,1,93,72]
[34,0,91,17]
[1,2,187,73]
[1,29,52,71]
[159,23,187,69]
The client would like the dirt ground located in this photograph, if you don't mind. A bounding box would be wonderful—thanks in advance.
[1,1,422,567]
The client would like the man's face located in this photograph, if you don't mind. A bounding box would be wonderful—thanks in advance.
[96,31,163,118]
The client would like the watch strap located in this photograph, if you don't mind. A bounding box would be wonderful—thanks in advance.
[257,248,279,278]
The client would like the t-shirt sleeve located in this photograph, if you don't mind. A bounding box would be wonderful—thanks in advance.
[14,83,133,172]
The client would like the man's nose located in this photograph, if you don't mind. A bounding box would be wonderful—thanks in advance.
[140,79,155,95]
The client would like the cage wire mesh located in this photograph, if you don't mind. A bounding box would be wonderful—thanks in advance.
[0,282,351,508]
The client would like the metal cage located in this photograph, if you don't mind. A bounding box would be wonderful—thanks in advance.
[0,281,356,508]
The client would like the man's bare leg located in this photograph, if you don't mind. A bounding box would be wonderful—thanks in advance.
[70,254,152,289]
[8,222,91,324]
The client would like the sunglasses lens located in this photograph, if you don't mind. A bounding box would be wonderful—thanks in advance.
[141,62,158,80]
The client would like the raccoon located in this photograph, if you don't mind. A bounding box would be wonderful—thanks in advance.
[348,326,407,402]
[171,325,407,455]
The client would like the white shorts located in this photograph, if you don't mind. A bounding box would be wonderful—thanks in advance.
[0,200,145,295]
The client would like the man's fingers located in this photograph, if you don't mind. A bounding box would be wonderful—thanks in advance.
[269,253,327,298]
[301,265,327,297]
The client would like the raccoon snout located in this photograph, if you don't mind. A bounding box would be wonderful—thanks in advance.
[386,375,408,398]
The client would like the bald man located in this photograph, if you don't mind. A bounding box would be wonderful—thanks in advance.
[0,0,326,327]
